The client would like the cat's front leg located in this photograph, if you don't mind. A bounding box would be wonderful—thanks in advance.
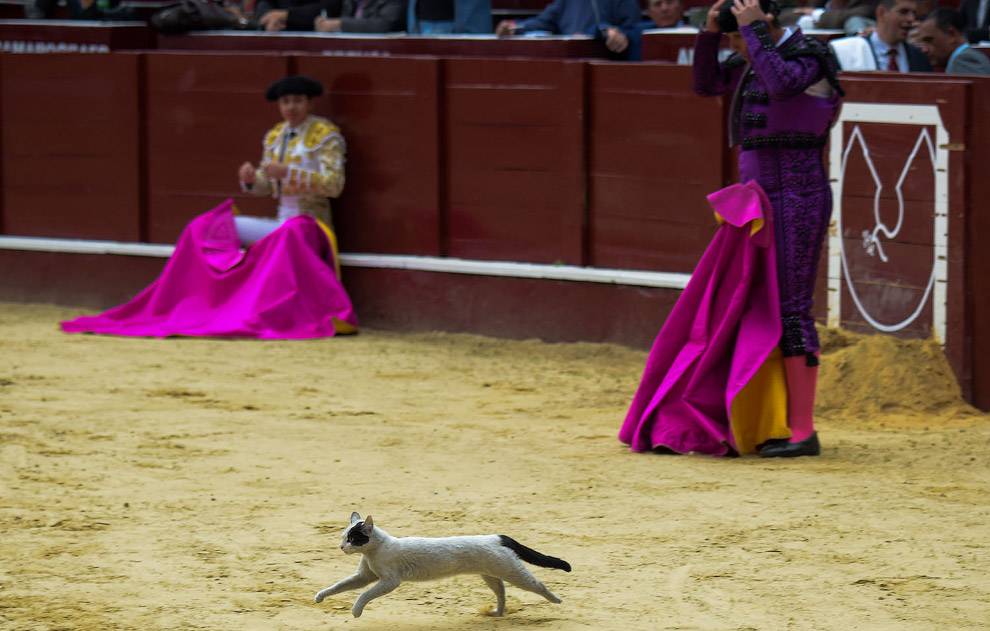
[351,577,401,618]
[314,563,377,603]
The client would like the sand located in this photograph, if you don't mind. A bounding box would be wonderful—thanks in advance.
[1,301,988,631]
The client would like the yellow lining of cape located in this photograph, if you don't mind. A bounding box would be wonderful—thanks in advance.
[714,211,765,237]
[730,347,790,454]
[314,219,357,335]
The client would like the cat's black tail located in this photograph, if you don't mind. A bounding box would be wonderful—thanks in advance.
[499,535,571,572]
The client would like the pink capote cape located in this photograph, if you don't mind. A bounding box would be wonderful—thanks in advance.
[61,200,358,339]
[618,181,788,456]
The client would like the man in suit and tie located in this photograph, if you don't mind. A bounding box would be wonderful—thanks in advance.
[829,0,932,69]
[866,0,933,70]
[915,6,990,73]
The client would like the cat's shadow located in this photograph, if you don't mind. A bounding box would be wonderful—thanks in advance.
[308,598,565,628]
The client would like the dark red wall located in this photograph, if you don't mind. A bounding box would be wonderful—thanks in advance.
[0,54,142,241]
[298,55,442,256]
[587,62,726,273]
[443,58,586,264]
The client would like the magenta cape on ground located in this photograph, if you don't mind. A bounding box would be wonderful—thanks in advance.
[618,182,782,455]
[61,200,358,339]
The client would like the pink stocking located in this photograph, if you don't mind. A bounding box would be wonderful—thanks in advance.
[783,352,819,443]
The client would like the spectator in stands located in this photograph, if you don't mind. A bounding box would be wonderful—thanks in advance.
[784,0,878,35]
[868,0,931,68]
[641,0,687,28]
[958,0,990,43]
[256,0,406,32]
[406,0,493,33]
[255,0,327,31]
[493,0,642,60]
[915,6,990,73]
[314,0,407,31]
[630,0,690,60]
[24,0,137,20]
[828,0,931,70]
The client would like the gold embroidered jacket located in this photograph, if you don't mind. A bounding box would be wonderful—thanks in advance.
[248,115,346,227]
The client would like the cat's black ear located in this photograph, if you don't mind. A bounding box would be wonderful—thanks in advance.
[361,515,374,534]
[350,512,362,525]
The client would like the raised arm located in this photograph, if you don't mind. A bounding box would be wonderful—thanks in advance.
[692,0,743,96]
[741,21,826,100]
[692,30,744,96]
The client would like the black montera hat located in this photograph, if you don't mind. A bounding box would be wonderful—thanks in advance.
[265,75,324,101]
[717,0,781,33]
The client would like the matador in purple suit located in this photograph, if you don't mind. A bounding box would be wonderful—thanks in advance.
[697,0,842,456]
[619,0,841,458]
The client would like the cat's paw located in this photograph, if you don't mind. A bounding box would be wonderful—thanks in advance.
[351,605,364,618]
[314,593,325,604]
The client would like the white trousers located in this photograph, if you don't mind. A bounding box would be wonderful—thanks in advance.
[233,216,282,246]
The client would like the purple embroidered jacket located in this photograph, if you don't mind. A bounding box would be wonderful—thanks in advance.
[693,22,842,359]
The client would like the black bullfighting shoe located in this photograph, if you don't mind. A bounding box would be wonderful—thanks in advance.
[759,432,820,458]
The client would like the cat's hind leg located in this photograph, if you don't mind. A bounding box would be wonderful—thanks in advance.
[481,575,506,616]
[314,559,377,604]
[499,565,562,605]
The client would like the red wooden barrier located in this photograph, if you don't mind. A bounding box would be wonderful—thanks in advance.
[586,62,726,272]
[341,266,681,346]
[965,77,990,410]
[829,74,976,403]
[0,53,142,240]
[296,54,442,255]
[443,57,585,264]
[156,31,608,59]
[0,18,154,51]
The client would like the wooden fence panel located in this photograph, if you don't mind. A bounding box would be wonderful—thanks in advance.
[0,53,141,241]
[443,57,585,263]
[296,55,441,256]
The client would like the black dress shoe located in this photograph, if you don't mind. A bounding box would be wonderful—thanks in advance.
[756,438,788,454]
[759,432,820,458]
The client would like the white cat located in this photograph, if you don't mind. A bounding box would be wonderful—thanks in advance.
[314,512,571,617]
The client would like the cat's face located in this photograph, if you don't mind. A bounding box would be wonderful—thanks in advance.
[340,512,375,554]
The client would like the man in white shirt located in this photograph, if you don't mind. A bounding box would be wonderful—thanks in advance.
[829,0,932,70]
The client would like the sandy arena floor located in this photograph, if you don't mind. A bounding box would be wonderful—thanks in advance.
[1,301,988,631]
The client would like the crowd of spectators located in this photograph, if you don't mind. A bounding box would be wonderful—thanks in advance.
[820,0,989,73]
[15,0,990,69]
